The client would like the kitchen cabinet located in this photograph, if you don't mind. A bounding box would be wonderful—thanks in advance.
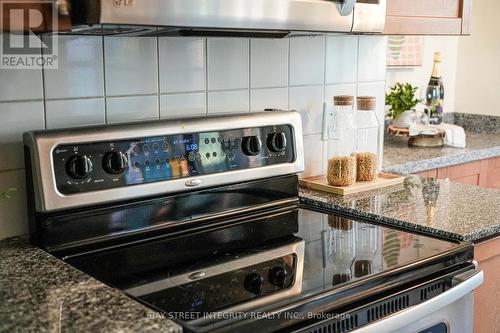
[474,236,500,333]
[384,0,472,35]
[413,157,500,189]
[1,0,70,33]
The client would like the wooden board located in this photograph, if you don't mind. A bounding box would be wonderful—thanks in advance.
[299,173,405,196]
[387,125,445,138]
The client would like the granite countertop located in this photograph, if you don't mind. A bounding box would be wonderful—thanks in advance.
[0,237,181,333]
[300,175,500,242]
[383,132,500,174]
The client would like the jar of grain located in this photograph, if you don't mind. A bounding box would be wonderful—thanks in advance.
[355,96,379,181]
[326,95,357,186]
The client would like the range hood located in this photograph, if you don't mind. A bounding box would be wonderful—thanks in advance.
[67,0,386,37]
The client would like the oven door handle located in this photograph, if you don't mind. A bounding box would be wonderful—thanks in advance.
[351,269,484,333]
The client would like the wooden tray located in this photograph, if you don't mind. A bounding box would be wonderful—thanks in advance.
[299,173,405,196]
[388,125,445,138]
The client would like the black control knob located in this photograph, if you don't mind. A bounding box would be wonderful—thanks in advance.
[66,155,93,179]
[268,266,289,288]
[241,136,262,156]
[267,132,287,152]
[102,151,129,174]
[244,273,264,295]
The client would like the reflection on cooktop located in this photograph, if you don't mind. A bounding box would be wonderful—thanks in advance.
[67,207,459,324]
[297,209,457,295]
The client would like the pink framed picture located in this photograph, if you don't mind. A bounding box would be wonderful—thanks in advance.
[387,35,423,67]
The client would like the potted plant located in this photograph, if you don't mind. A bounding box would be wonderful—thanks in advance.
[385,83,420,128]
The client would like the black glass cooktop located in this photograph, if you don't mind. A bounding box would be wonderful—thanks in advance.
[66,207,471,333]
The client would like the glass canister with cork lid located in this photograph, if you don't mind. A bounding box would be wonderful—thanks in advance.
[326,95,357,187]
[355,96,380,181]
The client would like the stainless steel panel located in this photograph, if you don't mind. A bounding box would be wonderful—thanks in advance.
[353,270,483,333]
[24,111,304,213]
[96,0,354,33]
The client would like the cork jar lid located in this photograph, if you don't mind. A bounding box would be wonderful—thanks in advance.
[333,95,354,106]
[357,96,376,111]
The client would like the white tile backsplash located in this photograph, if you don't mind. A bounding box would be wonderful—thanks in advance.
[43,36,104,99]
[289,36,325,86]
[104,37,158,96]
[106,95,159,123]
[0,101,44,171]
[46,98,105,129]
[208,90,249,114]
[0,33,43,102]
[207,38,249,91]
[159,37,205,94]
[250,88,288,112]
[250,38,289,88]
[160,92,206,118]
[358,36,388,82]
[325,36,358,84]
[0,69,43,102]
[0,34,388,239]
[289,85,324,135]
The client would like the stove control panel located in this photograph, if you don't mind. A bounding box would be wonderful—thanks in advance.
[52,125,295,194]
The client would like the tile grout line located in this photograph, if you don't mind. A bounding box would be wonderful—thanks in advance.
[204,38,209,116]
[101,36,108,124]
[287,37,291,110]
[248,38,251,113]
[156,37,161,119]
[40,36,47,129]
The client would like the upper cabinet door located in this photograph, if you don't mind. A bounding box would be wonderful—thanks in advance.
[1,0,71,33]
[384,0,472,35]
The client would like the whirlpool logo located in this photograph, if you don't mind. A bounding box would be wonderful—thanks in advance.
[0,0,58,69]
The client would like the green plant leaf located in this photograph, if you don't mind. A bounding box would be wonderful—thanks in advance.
[385,82,420,118]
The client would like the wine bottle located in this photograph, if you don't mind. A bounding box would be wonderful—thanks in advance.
[425,52,444,124]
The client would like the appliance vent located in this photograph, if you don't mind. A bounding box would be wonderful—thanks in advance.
[420,280,445,301]
[366,295,410,323]
[306,314,359,333]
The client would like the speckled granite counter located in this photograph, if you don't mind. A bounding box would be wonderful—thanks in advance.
[383,132,500,175]
[0,237,181,333]
[300,175,500,242]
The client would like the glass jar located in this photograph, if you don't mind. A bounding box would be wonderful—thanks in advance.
[354,221,380,278]
[355,96,380,182]
[326,95,357,187]
[326,215,356,286]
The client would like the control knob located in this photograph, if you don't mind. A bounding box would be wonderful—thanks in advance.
[102,151,129,174]
[244,273,264,295]
[268,266,289,288]
[267,132,287,152]
[66,155,93,179]
[241,136,262,156]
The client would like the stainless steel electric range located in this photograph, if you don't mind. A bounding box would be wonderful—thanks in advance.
[24,111,483,333]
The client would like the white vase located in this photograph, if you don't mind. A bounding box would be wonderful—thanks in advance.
[392,110,416,128]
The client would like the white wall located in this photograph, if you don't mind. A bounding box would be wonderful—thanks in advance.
[386,36,459,114]
[455,0,500,117]
[0,34,387,240]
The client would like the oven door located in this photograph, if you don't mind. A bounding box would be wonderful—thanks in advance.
[352,269,483,333]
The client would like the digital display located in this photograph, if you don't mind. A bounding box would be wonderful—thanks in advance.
[186,143,198,152]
